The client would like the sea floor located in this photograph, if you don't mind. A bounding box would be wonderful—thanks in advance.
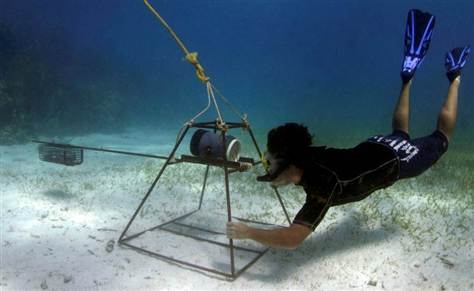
[1,127,473,291]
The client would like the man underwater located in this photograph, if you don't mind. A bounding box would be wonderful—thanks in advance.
[226,9,470,249]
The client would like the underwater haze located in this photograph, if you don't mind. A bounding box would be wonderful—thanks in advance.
[1,1,474,290]
[1,0,473,143]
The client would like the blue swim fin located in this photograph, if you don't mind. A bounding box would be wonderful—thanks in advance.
[401,9,436,84]
[445,46,471,82]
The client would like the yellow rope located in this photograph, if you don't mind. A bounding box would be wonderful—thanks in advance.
[144,0,210,82]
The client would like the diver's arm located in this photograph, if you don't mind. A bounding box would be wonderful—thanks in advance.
[226,222,311,250]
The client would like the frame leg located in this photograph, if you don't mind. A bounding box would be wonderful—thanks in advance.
[198,165,210,210]
[272,187,292,225]
[220,130,236,278]
[224,166,235,277]
[119,126,190,241]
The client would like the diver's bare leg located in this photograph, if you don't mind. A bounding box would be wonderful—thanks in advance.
[392,81,412,133]
[436,77,461,142]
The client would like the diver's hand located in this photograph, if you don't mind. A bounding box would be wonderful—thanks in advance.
[226,222,250,239]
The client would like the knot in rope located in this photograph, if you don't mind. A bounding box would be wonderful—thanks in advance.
[186,52,210,82]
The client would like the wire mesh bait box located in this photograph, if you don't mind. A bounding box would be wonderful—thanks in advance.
[38,143,83,166]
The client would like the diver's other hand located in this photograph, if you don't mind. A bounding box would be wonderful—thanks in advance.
[226,222,250,239]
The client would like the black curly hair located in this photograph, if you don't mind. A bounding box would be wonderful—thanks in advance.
[267,123,313,163]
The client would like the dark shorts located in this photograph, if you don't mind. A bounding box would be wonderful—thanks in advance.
[367,130,449,179]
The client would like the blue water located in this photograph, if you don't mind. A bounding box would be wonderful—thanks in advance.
[1,0,473,143]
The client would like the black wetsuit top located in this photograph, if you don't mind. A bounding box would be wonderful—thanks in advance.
[293,141,399,231]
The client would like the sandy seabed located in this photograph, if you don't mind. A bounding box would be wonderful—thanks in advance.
[1,128,473,291]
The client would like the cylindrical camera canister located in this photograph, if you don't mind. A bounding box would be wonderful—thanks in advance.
[190,129,241,161]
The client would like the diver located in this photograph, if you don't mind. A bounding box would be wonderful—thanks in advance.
[226,9,470,249]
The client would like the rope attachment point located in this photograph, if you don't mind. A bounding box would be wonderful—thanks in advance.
[186,52,210,83]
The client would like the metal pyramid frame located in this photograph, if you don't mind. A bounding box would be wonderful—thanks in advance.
[117,119,292,280]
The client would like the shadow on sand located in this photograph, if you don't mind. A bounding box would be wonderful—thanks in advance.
[241,209,400,282]
[42,189,75,200]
